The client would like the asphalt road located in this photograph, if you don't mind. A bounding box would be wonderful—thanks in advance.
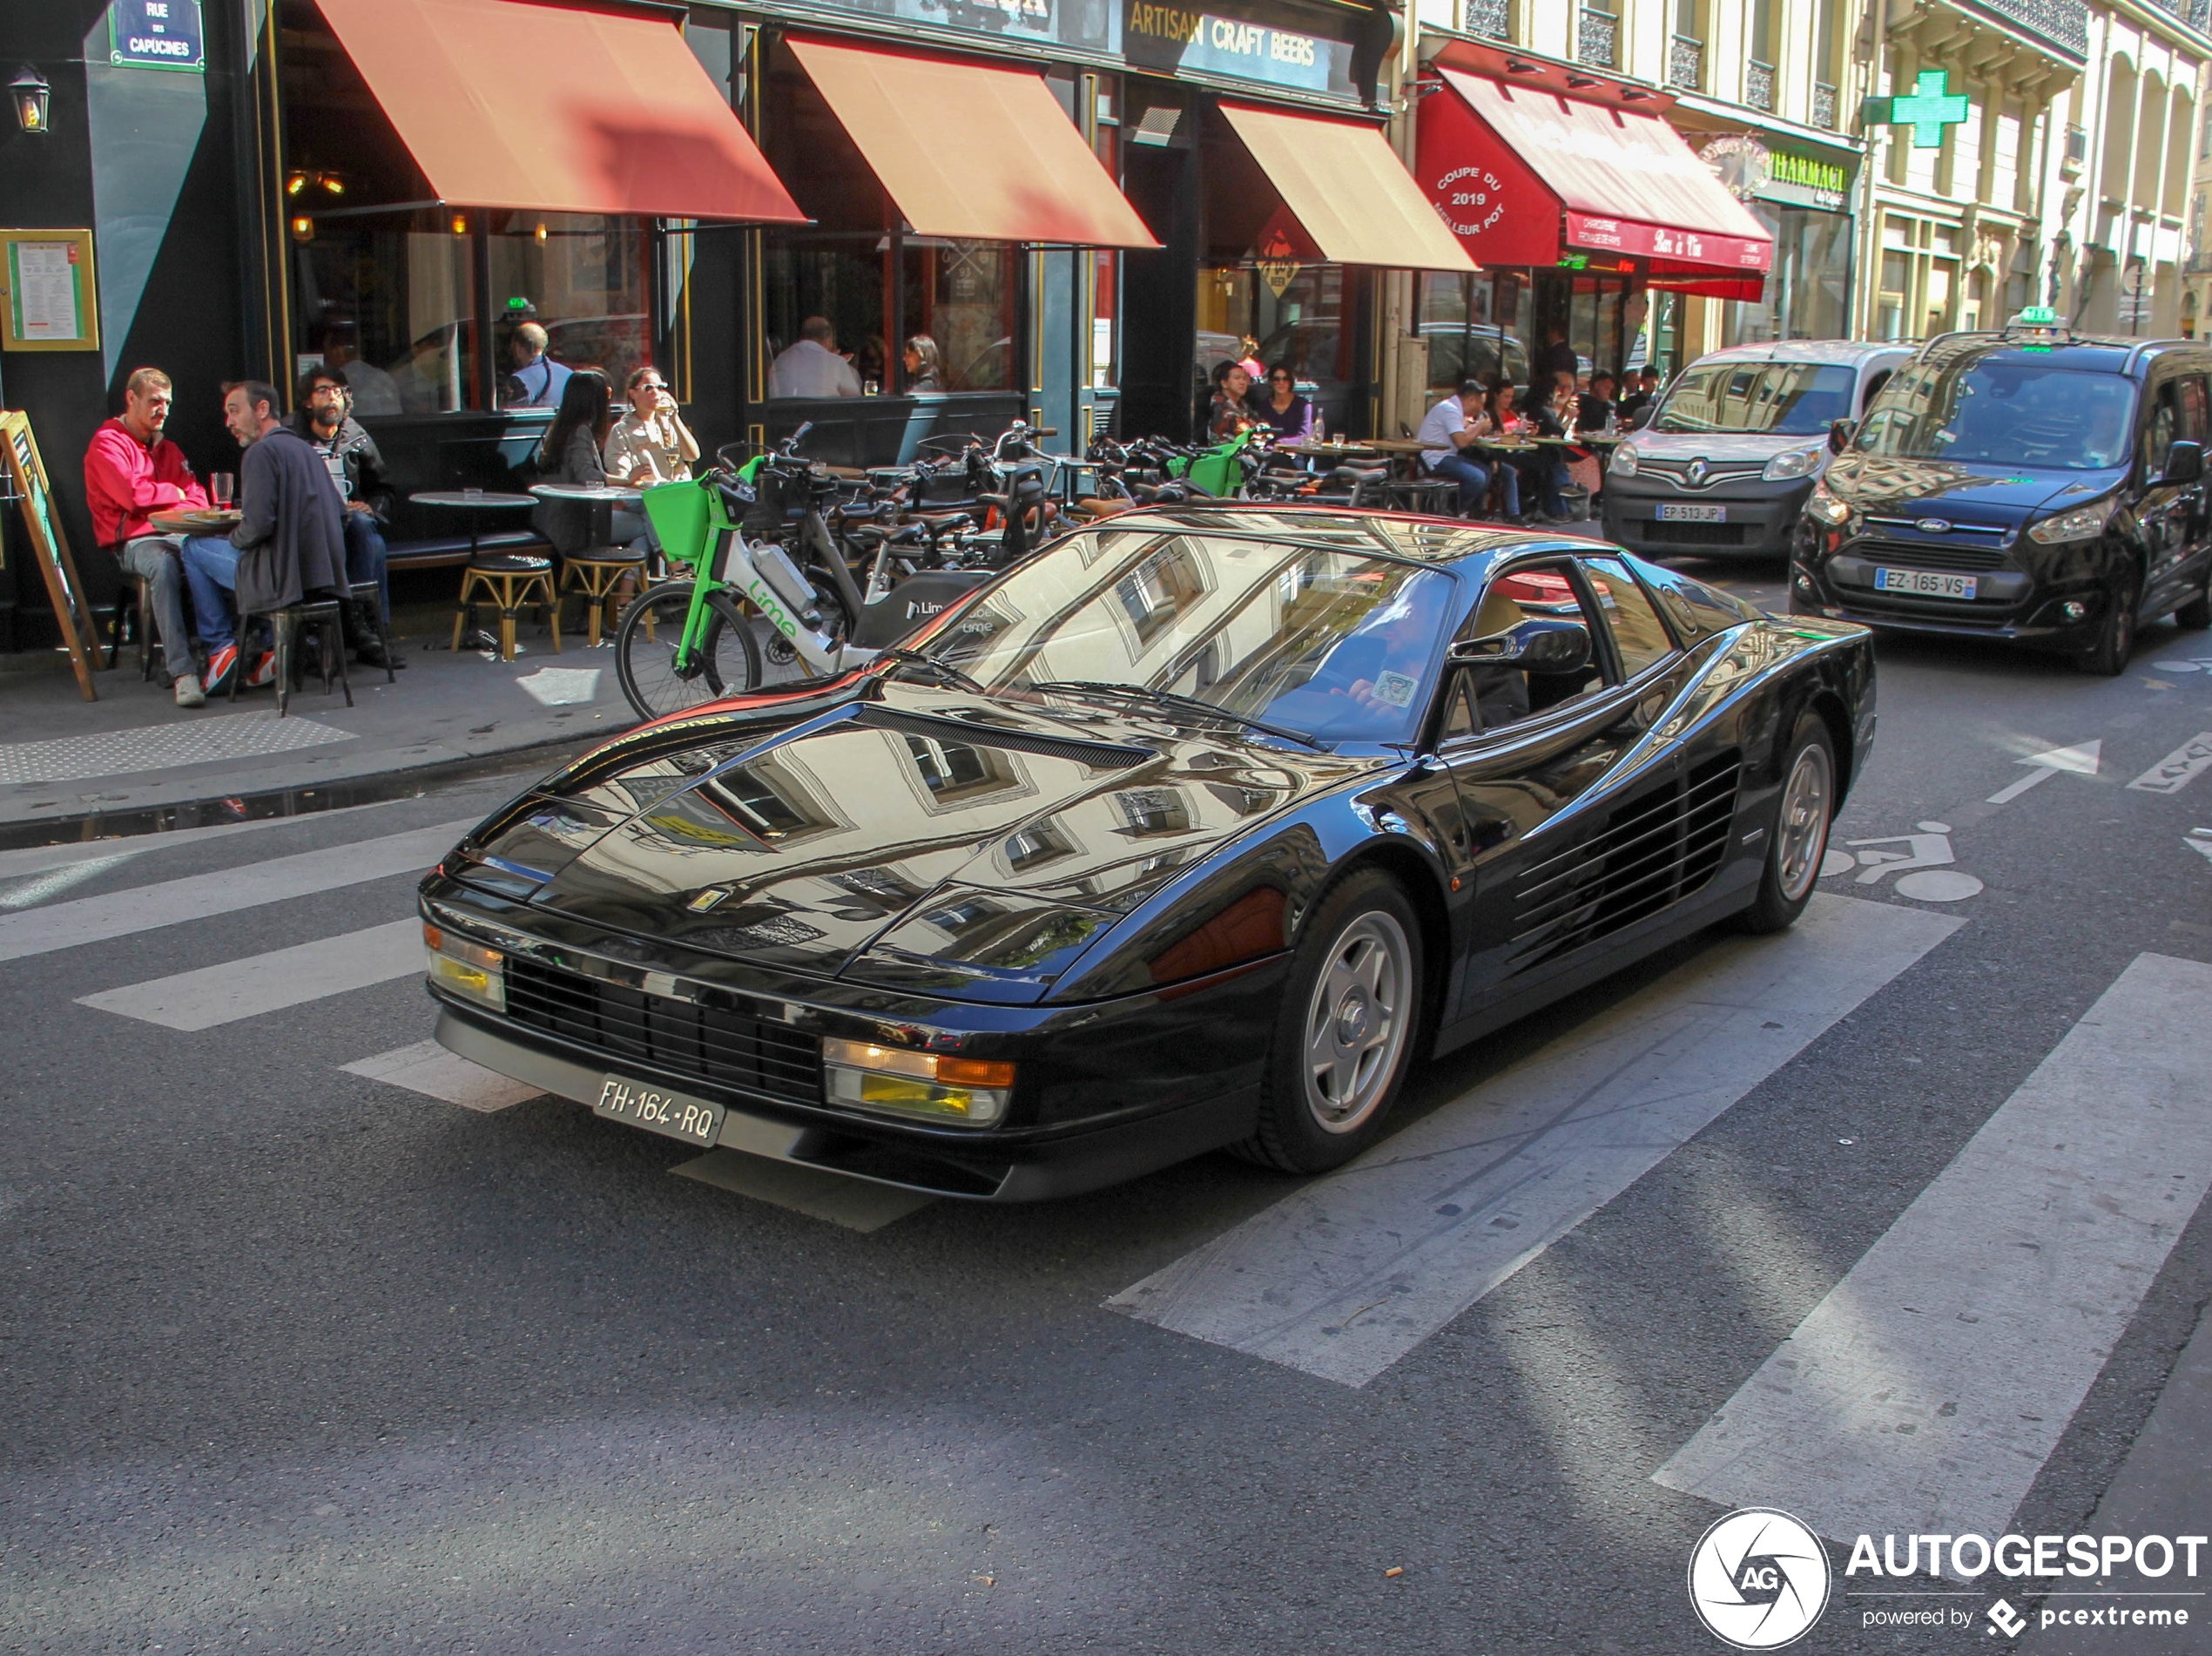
[4,558,2211,1656]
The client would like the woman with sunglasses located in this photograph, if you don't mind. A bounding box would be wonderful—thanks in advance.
[1253,363,1315,443]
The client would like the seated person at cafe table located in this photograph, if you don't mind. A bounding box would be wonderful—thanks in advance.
[1578,371,1619,435]
[1254,363,1315,443]
[536,371,655,555]
[180,381,350,695]
[767,315,861,399]
[1417,379,1505,518]
[502,321,573,410]
[1492,380,1571,523]
[1206,361,1258,442]
[603,367,698,486]
[902,334,944,393]
[287,368,401,669]
[83,365,212,706]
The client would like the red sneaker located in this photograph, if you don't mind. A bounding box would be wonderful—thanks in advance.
[203,643,239,694]
[245,651,278,689]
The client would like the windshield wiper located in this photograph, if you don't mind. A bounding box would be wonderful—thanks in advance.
[1027,680,1321,748]
[879,647,987,695]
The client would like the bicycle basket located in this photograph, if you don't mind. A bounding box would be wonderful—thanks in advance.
[643,479,714,569]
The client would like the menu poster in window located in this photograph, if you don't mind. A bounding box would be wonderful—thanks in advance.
[0,229,101,353]
[0,412,101,700]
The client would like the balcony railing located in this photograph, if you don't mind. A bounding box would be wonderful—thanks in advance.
[1746,59,1775,112]
[1961,0,2088,59]
[1463,0,1510,38]
[1577,7,1618,66]
[2146,0,2211,32]
[1669,33,1703,91]
[1812,80,1838,129]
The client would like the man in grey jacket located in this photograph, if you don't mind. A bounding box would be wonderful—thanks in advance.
[180,381,348,695]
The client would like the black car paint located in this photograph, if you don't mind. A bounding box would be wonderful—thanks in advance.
[419,514,1874,1200]
[1791,335,2212,652]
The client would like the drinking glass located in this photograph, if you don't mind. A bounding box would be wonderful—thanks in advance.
[863,378,881,397]
[210,473,235,510]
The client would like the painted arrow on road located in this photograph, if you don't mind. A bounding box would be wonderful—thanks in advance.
[2188,828,2212,864]
[1986,740,2101,805]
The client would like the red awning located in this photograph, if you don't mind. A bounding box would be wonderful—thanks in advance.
[786,37,1159,247]
[1418,69,1771,296]
[313,0,806,223]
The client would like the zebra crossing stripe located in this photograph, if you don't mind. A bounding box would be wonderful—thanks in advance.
[0,819,474,963]
[1105,895,1962,1388]
[78,919,423,1031]
[342,1039,542,1112]
[1653,952,2212,1544]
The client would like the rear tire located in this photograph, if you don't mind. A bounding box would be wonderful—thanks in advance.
[1233,870,1424,1174]
[2079,567,2141,677]
[614,581,764,720]
[1737,713,1836,936]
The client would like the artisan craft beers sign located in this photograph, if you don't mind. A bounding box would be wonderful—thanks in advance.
[1124,0,1356,98]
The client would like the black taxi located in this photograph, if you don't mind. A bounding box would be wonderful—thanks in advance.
[1789,312,2212,673]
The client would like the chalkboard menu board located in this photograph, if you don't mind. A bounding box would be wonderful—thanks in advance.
[2,411,101,700]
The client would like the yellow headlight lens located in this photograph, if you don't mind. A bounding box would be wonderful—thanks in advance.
[423,923,505,1011]
[822,1038,1015,1126]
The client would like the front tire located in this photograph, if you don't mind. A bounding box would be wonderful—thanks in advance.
[2079,566,2141,677]
[614,581,765,720]
[1737,713,1836,936]
[1235,870,1424,1174]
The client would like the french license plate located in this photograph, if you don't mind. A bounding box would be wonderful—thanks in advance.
[594,1075,724,1146]
[1658,504,1727,523]
[1874,567,1978,600]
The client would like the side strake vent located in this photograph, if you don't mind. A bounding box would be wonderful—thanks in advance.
[1507,750,1743,972]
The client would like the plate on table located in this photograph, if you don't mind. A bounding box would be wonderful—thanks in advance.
[1874,567,1978,600]
[148,509,241,533]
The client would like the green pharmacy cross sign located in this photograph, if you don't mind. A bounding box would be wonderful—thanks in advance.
[1865,70,1971,148]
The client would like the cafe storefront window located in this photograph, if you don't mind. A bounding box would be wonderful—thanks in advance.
[488,212,652,403]
[292,207,478,415]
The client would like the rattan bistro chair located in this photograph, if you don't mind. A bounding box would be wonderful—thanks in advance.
[451,551,560,662]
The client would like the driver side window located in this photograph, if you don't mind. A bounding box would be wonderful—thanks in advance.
[1444,560,1609,741]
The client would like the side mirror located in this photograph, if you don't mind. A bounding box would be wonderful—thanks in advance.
[2162,440,2203,486]
[1828,417,1856,455]
[1451,618,1592,675]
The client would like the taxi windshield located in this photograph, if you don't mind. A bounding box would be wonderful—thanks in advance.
[916,530,1457,746]
[1853,356,2138,470]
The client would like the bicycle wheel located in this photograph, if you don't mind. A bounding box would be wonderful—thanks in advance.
[614,580,765,720]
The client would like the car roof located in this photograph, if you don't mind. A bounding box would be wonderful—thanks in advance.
[1917,331,2212,375]
[1685,339,1910,368]
[1078,504,1590,567]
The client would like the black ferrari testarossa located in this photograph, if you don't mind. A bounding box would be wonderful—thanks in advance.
[419,507,1873,1200]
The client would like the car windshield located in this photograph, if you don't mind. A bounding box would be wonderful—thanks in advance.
[1653,362,1857,436]
[1853,357,2137,470]
[916,530,1458,747]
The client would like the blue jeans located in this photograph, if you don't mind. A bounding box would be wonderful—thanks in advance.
[180,536,240,651]
[1426,451,1492,516]
[1514,453,1568,518]
[345,510,388,622]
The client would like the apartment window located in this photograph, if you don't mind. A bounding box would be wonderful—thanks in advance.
[1464,0,1512,39]
[1669,0,1705,92]
[1746,0,1777,112]
[1577,0,1618,68]
[1813,0,1840,129]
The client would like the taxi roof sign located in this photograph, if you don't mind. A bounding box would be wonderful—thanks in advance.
[2013,306,2058,327]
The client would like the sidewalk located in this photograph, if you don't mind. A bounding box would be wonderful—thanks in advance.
[0,612,636,827]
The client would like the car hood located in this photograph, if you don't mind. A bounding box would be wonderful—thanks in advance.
[459,687,1372,1001]
[1824,452,2121,517]
[1626,429,1820,463]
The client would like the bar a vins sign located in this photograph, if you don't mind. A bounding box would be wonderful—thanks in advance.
[110,0,205,71]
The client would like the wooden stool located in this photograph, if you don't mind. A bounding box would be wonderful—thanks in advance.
[558,546,646,647]
[452,553,559,662]
[230,598,352,717]
[108,569,162,681]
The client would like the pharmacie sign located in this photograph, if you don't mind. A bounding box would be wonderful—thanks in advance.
[109,0,204,70]
[1697,132,1851,213]
[1125,0,1357,98]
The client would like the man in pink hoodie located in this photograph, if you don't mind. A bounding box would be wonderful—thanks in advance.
[84,367,211,706]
